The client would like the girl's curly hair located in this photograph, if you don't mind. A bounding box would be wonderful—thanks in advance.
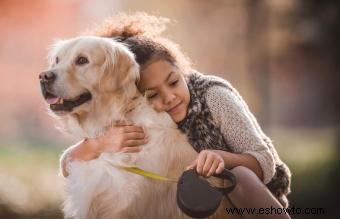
[90,12,191,74]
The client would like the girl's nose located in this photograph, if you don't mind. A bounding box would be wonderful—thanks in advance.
[162,92,176,105]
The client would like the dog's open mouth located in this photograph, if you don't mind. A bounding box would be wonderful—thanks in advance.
[44,91,92,112]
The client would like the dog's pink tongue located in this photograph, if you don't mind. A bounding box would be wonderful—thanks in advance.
[46,96,60,104]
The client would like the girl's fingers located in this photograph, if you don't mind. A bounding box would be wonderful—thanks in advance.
[202,154,214,176]
[121,146,142,153]
[196,152,207,175]
[114,121,144,133]
[206,160,220,178]
[215,162,225,174]
[124,138,148,147]
[124,132,147,140]
[114,120,134,126]
[123,125,145,133]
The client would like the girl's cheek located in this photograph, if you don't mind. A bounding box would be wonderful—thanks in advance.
[151,101,162,112]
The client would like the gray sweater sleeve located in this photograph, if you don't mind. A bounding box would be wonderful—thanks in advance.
[205,85,275,184]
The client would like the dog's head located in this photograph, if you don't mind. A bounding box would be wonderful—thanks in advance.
[40,36,139,118]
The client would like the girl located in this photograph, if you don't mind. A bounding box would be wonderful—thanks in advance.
[60,13,291,219]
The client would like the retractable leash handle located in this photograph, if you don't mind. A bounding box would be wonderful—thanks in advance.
[214,168,237,195]
[177,169,237,218]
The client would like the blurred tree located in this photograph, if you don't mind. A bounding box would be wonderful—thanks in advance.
[245,0,270,126]
[294,0,340,126]
[291,2,340,218]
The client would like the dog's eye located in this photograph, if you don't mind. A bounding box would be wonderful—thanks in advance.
[76,56,89,65]
[56,56,59,64]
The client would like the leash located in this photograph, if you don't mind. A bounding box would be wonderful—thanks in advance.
[107,161,237,218]
[109,163,178,183]
[109,163,235,190]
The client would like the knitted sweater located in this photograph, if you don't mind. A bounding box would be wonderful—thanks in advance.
[177,72,291,207]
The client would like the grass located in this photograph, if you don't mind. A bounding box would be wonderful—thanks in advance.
[0,140,66,219]
[0,143,59,167]
[268,126,339,219]
[268,126,338,189]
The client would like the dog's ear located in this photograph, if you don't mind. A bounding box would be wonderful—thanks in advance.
[100,41,140,96]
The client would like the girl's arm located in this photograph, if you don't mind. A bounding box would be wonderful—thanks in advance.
[212,150,263,180]
[205,86,276,184]
[60,121,148,177]
[60,138,100,177]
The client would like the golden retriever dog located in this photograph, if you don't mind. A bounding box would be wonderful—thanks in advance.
[39,36,229,219]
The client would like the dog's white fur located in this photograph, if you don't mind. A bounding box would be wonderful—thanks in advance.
[46,36,229,219]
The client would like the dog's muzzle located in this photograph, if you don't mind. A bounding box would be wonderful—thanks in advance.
[39,70,92,112]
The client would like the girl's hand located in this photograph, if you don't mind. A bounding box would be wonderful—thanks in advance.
[60,120,148,177]
[186,150,225,178]
[94,120,149,154]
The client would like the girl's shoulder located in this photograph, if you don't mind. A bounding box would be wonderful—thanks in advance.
[187,71,250,115]
[187,71,234,90]
[187,71,238,99]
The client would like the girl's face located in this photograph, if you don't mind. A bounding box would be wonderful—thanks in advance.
[138,60,190,123]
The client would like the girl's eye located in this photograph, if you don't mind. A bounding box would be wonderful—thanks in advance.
[76,56,89,65]
[147,93,158,99]
[169,80,179,87]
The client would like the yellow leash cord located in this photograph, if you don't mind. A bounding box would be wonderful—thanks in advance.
[109,163,178,183]
[108,162,227,189]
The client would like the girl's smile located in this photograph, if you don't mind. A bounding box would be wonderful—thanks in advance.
[167,101,183,114]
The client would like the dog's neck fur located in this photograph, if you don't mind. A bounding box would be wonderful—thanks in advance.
[65,90,145,139]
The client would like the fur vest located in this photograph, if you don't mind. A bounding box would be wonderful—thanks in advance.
[177,71,291,207]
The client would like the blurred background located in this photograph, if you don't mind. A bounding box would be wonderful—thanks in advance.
[0,0,339,218]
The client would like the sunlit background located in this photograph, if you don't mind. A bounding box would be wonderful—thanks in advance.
[0,0,339,218]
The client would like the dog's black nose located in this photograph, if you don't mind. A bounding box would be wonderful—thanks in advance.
[39,71,56,83]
